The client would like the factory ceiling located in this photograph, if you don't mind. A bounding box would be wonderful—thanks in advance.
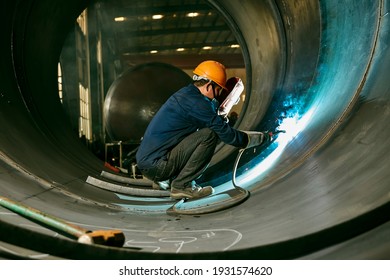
[92,0,244,69]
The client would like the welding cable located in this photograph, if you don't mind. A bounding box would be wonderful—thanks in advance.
[232,148,246,189]
[232,130,286,189]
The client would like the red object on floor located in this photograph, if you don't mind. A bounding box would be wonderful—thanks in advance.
[104,162,120,173]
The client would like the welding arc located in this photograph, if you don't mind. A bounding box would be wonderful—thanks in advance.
[0,196,125,247]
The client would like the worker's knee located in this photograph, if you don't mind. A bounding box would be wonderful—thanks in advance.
[198,128,218,143]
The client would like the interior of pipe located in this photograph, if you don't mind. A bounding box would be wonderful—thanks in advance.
[0,0,389,259]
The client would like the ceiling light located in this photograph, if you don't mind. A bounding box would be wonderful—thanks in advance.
[176,48,185,52]
[150,50,158,54]
[186,12,199,18]
[202,46,212,50]
[152,14,164,20]
[114,17,126,22]
[230,44,240,48]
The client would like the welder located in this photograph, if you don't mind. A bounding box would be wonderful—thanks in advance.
[136,60,270,200]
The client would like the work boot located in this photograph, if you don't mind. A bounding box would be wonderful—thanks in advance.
[170,183,214,200]
[152,180,170,190]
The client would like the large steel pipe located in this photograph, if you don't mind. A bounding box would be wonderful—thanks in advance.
[0,0,389,259]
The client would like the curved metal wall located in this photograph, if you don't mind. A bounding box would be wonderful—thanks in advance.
[0,0,389,259]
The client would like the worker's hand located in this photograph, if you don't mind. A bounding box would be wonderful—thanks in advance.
[243,131,272,149]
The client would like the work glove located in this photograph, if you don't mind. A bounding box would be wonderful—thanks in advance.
[243,131,272,149]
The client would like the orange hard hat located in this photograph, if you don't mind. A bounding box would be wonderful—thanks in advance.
[193,60,227,89]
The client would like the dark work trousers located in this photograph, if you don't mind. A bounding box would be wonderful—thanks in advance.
[141,128,218,189]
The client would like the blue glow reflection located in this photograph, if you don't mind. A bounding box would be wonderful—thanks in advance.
[239,107,315,186]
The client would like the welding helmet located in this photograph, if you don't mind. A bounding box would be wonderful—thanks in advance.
[193,60,227,90]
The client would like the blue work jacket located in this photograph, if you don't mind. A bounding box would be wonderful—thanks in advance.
[136,83,248,169]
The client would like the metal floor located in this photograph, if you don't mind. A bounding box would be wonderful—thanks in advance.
[0,0,389,259]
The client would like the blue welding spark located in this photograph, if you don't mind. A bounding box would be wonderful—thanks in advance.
[238,107,315,185]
